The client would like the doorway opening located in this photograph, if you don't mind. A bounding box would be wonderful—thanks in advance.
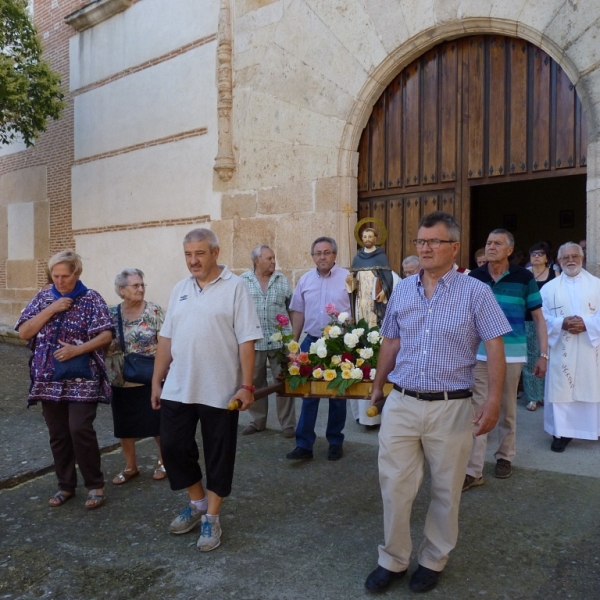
[470,174,586,268]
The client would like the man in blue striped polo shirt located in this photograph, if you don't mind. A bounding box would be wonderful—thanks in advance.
[464,229,548,489]
[364,212,511,594]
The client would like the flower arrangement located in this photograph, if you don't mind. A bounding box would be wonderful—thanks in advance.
[271,304,382,396]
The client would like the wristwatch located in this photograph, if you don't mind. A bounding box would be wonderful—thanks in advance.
[240,384,256,392]
[540,353,549,360]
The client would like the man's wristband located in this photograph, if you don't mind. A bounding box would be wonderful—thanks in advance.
[240,385,255,393]
[539,353,549,360]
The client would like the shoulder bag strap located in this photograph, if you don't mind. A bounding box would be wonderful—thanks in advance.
[116,304,127,355]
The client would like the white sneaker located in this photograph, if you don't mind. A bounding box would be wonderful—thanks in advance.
[169,504,203,534]
[197,515,221,551]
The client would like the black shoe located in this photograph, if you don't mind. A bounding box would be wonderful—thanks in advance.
[286,446,313,460]
[551,436,573,453]
[494,458,512,479]
[328,444,343,461]
[364,565,406,592]
[409,565,441,593]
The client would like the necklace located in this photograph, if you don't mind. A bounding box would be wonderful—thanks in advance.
[533,267,548,281]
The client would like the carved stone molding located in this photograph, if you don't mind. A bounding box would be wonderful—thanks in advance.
[64,0,134,32]
[214,0,236,182]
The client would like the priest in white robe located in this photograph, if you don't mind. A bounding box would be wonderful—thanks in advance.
[540,242,600,452]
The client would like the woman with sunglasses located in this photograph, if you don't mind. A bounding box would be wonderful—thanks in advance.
[524,242,556,411]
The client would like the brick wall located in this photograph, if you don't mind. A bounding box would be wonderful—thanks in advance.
[0,0,89,288]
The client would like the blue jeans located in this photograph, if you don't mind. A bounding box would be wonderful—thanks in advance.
[295,335,347,449]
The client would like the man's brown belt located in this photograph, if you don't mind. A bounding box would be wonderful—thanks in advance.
[393,384,472,401]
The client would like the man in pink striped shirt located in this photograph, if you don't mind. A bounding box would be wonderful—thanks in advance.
[287,237,351,461]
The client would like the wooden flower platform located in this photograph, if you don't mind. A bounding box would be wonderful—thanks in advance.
[251,381,392,401]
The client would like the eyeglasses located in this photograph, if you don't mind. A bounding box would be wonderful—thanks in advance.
[412,239,457,249]
[124,284,147,289]
[530,251,546,257]
[312,251,335,257]
[559,254,582,261]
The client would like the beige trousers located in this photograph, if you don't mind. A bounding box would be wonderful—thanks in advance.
[377,390,474,572]
[248,349,296,431]
[466,361,523,479]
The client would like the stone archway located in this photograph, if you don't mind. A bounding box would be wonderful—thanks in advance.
[337,18,599,273]
[353,33,588,271]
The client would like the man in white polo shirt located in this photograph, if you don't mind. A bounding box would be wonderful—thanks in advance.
[151,228,262,552]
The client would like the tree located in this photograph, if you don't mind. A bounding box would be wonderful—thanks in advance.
[0,0,64,147]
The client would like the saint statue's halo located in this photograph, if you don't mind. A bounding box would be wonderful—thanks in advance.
[354,217,388,248]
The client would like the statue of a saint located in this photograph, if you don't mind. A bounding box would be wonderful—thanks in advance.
[345,228,394,327]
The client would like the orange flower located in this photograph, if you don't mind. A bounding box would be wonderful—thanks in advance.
[297,352,310,364]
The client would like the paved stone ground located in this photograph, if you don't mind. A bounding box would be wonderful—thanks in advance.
[1,343,599,599]
[0,344,117,488]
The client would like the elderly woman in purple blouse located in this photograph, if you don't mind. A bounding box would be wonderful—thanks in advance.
[17,251,113,509]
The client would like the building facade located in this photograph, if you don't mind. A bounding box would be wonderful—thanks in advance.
[1,0,599,325]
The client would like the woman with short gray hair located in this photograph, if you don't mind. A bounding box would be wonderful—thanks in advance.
[105,268,166,484]
[17,250,113,509]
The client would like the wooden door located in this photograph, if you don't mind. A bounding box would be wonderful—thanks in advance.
[357,35,588,268]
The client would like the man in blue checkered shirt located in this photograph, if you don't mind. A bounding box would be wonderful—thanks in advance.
[364,211,512,594]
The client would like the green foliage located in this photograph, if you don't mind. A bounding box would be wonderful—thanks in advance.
[0,0,64,146]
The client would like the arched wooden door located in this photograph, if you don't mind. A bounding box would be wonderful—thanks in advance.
[357,35,588,273]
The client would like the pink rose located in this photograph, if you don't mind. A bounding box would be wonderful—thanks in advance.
[276,314,290,326]
[287,354,298,363]
[325,303,337,315]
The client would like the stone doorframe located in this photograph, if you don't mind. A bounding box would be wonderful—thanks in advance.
[339,19,599,275]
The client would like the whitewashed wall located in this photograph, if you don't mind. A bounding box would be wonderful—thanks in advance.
[69,0,221,305]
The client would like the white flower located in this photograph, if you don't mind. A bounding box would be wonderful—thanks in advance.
[329,326,342,339]
[316,337,327,347]
[344,332,359,348]
[367,331,381,344]
[354,328,364,337]
[309,342,318,354]
[312,368,324,379]
[337,312,349,324]
[350,368,364,380]
[270,332,282,342]
[359,347,374,359]
[369,369,377,380]
[316,346,328,359]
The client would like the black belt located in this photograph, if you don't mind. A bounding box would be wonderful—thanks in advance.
[393,384,472,401]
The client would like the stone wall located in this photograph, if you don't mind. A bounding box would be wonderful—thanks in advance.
[227,0,600,276]
[3,0,600,328]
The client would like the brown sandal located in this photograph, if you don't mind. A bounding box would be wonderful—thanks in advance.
[112,468,139,485]
[153,461,167,481]
[48,490,75,507]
